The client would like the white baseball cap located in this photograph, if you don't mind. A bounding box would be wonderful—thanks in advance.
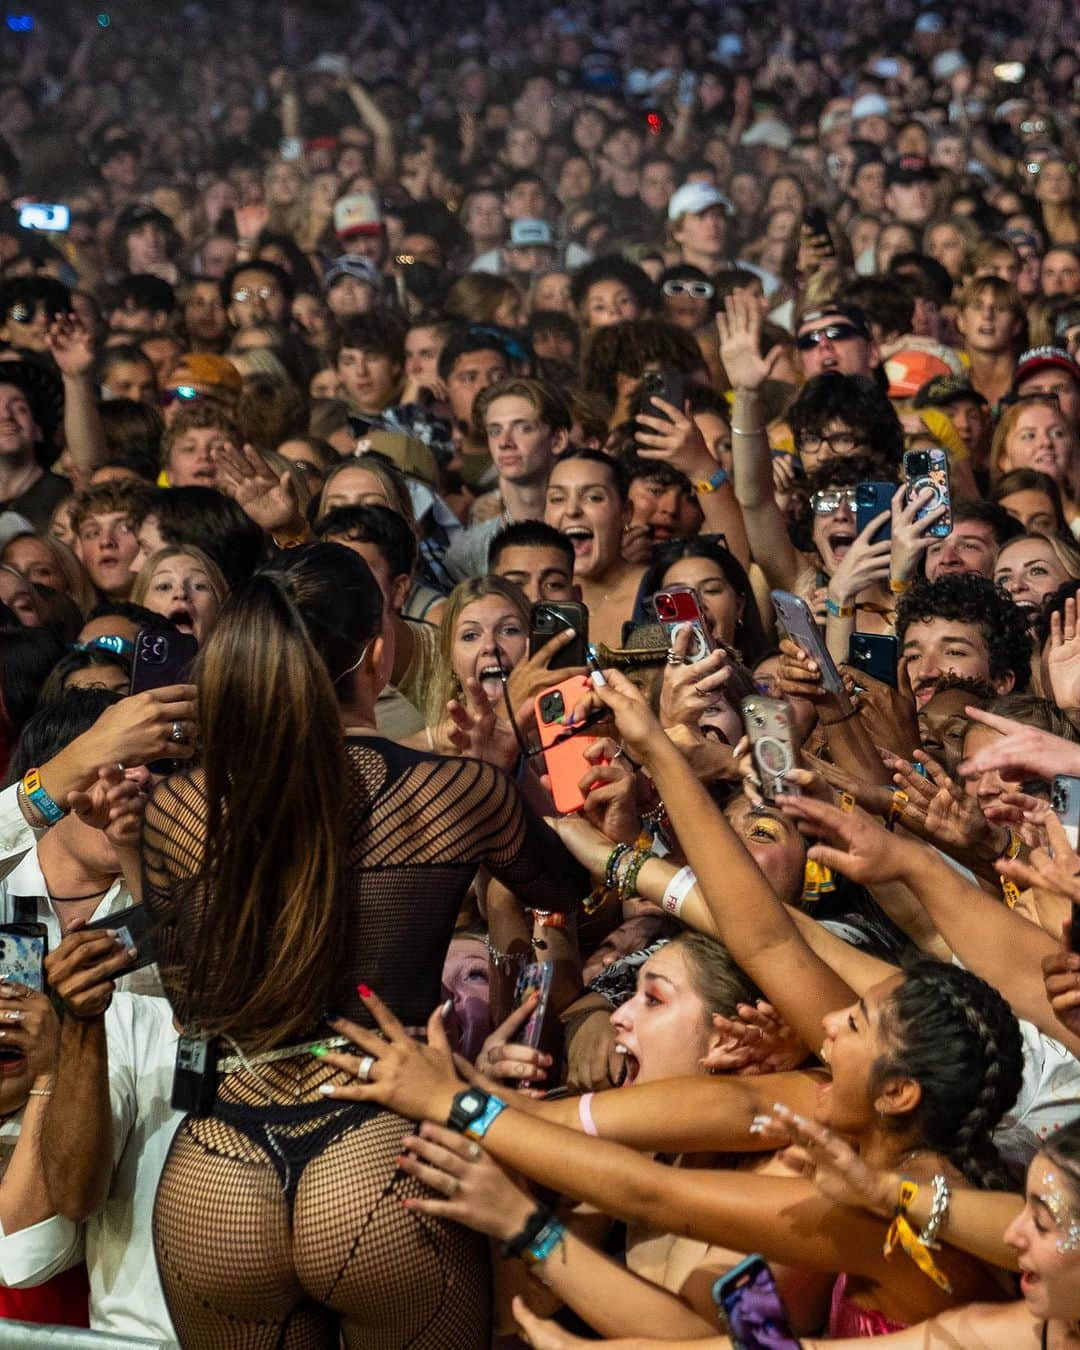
[667,182,734,222]
[851,93,890,122]
[741,119,793,151]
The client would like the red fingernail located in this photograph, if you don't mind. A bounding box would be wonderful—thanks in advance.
[357,983,372,999]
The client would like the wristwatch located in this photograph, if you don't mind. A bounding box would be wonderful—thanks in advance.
[447,1087,507,1141]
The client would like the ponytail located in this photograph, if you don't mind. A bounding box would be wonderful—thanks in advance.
[185,569,347,1051]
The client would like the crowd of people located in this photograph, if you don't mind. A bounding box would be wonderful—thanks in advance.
[0,0,1079,1345]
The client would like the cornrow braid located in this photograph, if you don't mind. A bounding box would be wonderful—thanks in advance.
[873,958,1023,1192]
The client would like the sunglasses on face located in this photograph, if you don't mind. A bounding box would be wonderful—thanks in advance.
[796,322,864,350]
[231,286,280,303]
[662,279,715,299]
[811,487,859,514]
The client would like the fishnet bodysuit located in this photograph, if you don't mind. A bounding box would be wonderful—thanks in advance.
[142,738,585,1350]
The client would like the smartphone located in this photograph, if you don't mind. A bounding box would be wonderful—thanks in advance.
[129,627,199,696]
[18,202,70,232]
[84,902,157,973]
[714,1255,800,1350]
[529,601,589,670]
[770,589,846,696]
[903,448,951,538]
[640,368,685,423]
[130,628,198,774]
[535,674,601,814]
[802,206,835,257]
[513,960,555,1051]
[855,481,894,543]
[0,923,48,992]
[848,632,899,689]
[1052,775,1080,852]
[740,697,796,802]
[654,586,715,665]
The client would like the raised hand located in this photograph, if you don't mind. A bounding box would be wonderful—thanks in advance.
[635,398,715,480]
[704,1001,807,1076]
[45,311,95,379]
[474,993,552,1092]
[1042,932,1080,1041]
[579,738,641,844]
[827,511,891,608]
[890,485,945,585]
[659,631,732,731]
[446,677,522,773]
[0,984,59,1084]
[779,793,913,887]
[1047,592,1080,712]
[757,1103,895,1216]
[214,440,305,535]
[958,707,1080,783]
[717,290,783,392]
[505,630,587,718]
[44,925,135,1020]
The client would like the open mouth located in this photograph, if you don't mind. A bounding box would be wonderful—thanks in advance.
[477,664,505,703]
[0,1049,26,1075]
[614,1043,640,1087]
[1019,1270,1040,1296]
[168,605,195,634]
[827,530,855,559]
[563,527,595,560]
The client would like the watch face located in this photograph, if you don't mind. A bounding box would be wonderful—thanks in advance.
[461,1092,482,1113]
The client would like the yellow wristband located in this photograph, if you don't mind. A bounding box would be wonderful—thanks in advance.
[889,577,912,594]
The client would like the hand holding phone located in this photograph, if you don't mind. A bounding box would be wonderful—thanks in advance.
[535,675,604,814]
[654,586,715,665]
[0,924,47,992]
[902,448,951,539]
[714,1255,801,1350]
[740,697,796,801]
[529,602,589,670]
[771,590,845,696]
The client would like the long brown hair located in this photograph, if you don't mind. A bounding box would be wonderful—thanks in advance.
[186,543,383,1050]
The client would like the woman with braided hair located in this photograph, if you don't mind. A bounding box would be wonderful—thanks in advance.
[318,668,1026,1337]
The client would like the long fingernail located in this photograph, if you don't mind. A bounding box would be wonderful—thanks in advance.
[441,998,453,1017]
[317,1083,336,1095]
[357,984,372,999]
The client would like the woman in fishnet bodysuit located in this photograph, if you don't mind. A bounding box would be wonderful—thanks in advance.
[141,543,585,1349]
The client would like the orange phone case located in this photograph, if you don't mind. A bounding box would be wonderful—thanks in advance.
[535,674,600,814]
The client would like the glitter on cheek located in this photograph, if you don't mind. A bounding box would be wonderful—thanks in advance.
[1039,1174,1080,1254]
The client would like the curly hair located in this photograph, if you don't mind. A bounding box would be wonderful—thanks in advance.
[581,319,703,405]
[789,373,905,469]
[571,254,658,316]
[896,573,1033,691]
[875,958,1023,1191]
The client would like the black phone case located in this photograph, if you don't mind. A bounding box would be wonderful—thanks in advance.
[848,633,899,688]
[529,602,589,669]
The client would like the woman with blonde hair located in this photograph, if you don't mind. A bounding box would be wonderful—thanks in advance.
[0,531,96,617]
[990,399,1080,531]
[424,576,530,739]
[444,273,524,329]
[131,545,229,645]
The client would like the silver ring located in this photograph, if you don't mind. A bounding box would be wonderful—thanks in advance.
[467,1141,481,1160]
[355,1055,375,1082]
[169,721,185,744]
[665,651,682,665]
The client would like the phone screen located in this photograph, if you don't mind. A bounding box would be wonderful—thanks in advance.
[0,925,47,991]
[716,1258,800,1350]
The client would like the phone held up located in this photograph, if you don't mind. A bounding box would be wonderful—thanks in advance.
[740,697,796,802]
[535,674,602,815]
[902,447,951,538]
[129,627,199,775]
[771,589,846,696]
[640,368,685,424]
[654,585,715,664]
[714,1254,801,1350]
[0,923,47,992]
[1051,775,1080,953]
[529,601,589,670]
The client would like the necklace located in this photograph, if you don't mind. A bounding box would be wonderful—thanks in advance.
[47,886,110,903]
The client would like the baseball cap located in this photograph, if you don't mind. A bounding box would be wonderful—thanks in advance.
[883,344,962,398]
[325,255,380,290]
[931,50,966,81]
[851,93,890,122]
[796,304,872,339]
[740,119,793,151]
[1013,346,1080,388]
[667,182,734,222]
[887,155,938,187]
[333,192,383,240]
[912,374,988,409]
[508,218,555,248]
[349,420,438,486]
[172,353,243,394]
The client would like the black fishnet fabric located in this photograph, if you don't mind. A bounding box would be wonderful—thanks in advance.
[142,738,584,1348]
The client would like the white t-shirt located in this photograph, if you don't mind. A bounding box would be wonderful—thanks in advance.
[0,994,181,1346]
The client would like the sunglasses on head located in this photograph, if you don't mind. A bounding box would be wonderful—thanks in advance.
[160,384,201,408]
[662,279,714,300]
[796,322,864,351]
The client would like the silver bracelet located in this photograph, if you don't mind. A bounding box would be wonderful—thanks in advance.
[485,935,527,974]
[918,1173,951,1248]
[730,424,765,435]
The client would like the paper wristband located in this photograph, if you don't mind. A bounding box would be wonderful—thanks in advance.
[662,865,697,917]
[578,1092,599,1137]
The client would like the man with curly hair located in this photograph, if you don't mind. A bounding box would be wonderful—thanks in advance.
[897,572,1032,709]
